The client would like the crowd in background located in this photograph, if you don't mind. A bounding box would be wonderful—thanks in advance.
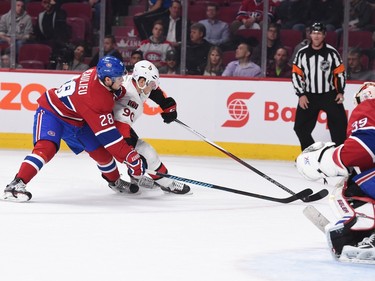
[0,0,374,80]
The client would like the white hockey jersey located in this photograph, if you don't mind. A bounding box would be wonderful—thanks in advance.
[113,75,150,127]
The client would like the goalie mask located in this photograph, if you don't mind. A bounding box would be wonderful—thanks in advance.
[132,60,160,90]
[354,82,375,106]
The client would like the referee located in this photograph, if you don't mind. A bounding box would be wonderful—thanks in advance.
[292,22,347,151]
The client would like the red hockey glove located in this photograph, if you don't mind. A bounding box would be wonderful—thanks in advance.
[160,97,177,124]
[125,150,146,178]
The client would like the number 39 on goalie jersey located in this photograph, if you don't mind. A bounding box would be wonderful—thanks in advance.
[340,99,375,172]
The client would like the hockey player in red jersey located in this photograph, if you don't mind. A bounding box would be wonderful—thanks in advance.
[113,60,190,194]
[296,82,375,263]
[4,56,146,202]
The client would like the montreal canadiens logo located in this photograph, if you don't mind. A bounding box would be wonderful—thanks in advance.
[222,92,254,128]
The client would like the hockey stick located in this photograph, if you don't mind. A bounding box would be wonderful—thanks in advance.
[303,205,330,233]
[146,169,313,204]
[174,119,328,202]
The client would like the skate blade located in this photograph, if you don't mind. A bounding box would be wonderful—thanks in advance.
[339,247,375,264]
[161,189,194,195]
[339,255,375,265]
[114,189,142,196]
[2,191,31,202]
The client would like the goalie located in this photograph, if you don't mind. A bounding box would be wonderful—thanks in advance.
[296,82,375,263]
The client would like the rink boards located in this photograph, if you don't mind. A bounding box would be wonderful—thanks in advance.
[0,69,361,160]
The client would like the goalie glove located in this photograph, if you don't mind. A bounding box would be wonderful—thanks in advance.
[296,142,349,181]
[160,97,177,124]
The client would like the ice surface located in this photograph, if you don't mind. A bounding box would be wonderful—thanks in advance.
[0,149,374,281]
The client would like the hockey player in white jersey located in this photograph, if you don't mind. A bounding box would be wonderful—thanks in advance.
[113,60,190,194]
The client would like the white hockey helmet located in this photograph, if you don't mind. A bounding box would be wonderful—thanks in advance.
[353,82,375,106]
[132,60,160,90]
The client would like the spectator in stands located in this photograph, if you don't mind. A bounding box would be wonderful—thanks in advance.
[222,42,261,77]
[34,0,71,56]
[348,0,373,31]
[134,0,172,40]
[229,0,278,36]
[0,51,22,68]
[137,20,173,69]
[126,50,143,72]
[251,23,283,66]
[89,34,123,67]
[186,23,212,75]
[56,43,89,71]
[157,0,189,49]
[347,47,375,81]
[0,0,33,53]
[159,49,180,74]
[266,47,292,78]
[198,3,230,48]
[274,0,309,32]
[203,45,224,76]
[307,0,343,32]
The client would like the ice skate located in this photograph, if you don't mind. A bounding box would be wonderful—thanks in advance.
[156,180,191,195]
[131,176,157,189]
[341,232,375,263]
[3,178,32,202]
[108,178,139,194]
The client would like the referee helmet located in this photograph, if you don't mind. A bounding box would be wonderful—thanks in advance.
[310,22,327,33]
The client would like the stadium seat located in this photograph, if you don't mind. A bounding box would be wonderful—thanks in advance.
[188,3,207,23]
[361,54,370,69]
[19,60,45,69]
[222,50,235,67]
[325,31,339,48]
[123,16,134,27]
[217,6,238,23]
[340,31,374,49]
[18,43,52,69]
[61,2,92,20]
[67,17,86,43]
[280,29,303,51]
[112,26,138,37]
[128,5,146,15]
[235,29,262,43]
[61,2,92,41]
[0,1,10,16]
[26,1,43,18]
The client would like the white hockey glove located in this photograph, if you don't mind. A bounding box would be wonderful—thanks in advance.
[296,142,349,181]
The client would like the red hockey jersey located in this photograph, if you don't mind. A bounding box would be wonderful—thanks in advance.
[37,68,133,162]
[339,99,375,171]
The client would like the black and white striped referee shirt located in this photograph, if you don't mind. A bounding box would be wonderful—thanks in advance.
[292,43,346,96]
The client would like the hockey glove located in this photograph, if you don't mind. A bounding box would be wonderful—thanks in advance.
[125,150,147,178]
[160,97,177,124]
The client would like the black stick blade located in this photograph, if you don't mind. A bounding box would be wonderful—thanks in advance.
[301,189,329,202]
